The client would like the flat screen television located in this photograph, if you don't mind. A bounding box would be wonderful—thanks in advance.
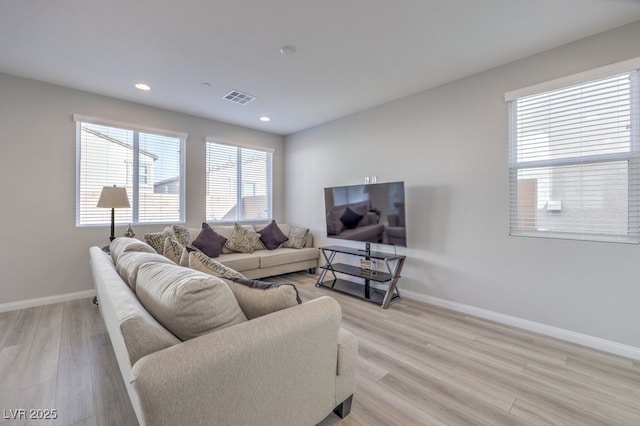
[324,181,406,247]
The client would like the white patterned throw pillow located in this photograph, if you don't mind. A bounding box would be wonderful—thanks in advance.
[282,226,309,249]
[224,223,260,253]
[188,250,246,280]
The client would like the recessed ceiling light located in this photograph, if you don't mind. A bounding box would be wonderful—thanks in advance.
[135,83,151,91]
[279,45,296,56]
[260,116,271,122]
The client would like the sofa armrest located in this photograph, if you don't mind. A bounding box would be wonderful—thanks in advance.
[131,296,344,426]
[337,327,358,375]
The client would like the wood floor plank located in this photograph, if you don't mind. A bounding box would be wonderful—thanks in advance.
[16,380,57,426]
[1,307,42,348]
[85,301,137,426]
[20,304,63,388]
[0,310,19,350]
[524,360,640,411]
[54,300,95,425]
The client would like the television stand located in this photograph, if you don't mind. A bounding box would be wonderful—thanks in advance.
[316,245,406,308]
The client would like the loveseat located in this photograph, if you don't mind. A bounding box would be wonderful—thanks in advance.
[90,237,357,426]
[144,222,319,279]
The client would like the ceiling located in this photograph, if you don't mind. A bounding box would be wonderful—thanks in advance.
[2,1,640,135]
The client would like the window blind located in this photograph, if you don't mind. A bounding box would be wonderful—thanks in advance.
[508,68,640,243]
[205,141,273,222]
[76,119,185,226]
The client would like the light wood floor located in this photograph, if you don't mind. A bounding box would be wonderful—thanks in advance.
[1,272,639,425]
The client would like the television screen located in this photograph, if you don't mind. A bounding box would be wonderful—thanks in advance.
[324,181,406,247]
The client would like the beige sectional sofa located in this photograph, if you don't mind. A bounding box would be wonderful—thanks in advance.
[90,237,357,426]
[145,223,320,279]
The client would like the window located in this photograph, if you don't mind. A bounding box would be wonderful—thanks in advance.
[506,58,640,243]
[205,141,273,222]
[75,115,186,226]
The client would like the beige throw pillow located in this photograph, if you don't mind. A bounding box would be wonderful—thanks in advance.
[281,226,310,249]
[222,277,301,320]
[225,223,260,253]
[136,262,248,341]
[170,224,193,247]
[144,227,173,254]
[163,236,184,264]
[188,251,246,280]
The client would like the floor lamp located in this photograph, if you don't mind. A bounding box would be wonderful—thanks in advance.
[97,185,130,242]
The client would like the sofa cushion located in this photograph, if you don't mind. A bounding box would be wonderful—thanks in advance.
[106,271,181,365]
[210,225,235,254]
[223,277,301,320]
[163,236,184,264]
[116,251,175,292]
[258,247,319,269]
[225,223,260,253]
[281,226,309,249]
[192,222,227,258]
[188,250,246,280]
[110,237,156,263]
[257,220,289,250]
[136,262,248,341]
[121,316,181,366]
[214,252,261,272]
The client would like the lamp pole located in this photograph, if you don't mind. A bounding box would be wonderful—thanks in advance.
[110,207,116,241]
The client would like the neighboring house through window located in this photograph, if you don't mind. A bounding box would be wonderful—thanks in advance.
[506,58,640,243]
[205,141,273,222]
[75,115,186,226]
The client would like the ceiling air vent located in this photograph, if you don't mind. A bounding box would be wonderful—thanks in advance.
[223,90,256,105]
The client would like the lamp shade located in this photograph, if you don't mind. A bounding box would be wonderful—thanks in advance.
[96,186,130,209]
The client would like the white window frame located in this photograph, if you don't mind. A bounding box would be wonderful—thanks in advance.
[205,140,273,223]
[505,58,640,243]
[74,114,187,226]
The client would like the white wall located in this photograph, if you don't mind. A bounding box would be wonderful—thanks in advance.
[284,21,640,349]
[0,74,284,305]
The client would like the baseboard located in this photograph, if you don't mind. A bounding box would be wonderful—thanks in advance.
[0,289,97,313]
[401,289,640,361]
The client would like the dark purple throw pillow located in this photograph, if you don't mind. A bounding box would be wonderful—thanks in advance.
[231,277,302,304]
[191,223,227,258]
[339,207,363,229]
[258,220,289,250]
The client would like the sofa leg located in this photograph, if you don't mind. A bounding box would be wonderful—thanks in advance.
[333,395,353,419]
[308,267,316,274]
